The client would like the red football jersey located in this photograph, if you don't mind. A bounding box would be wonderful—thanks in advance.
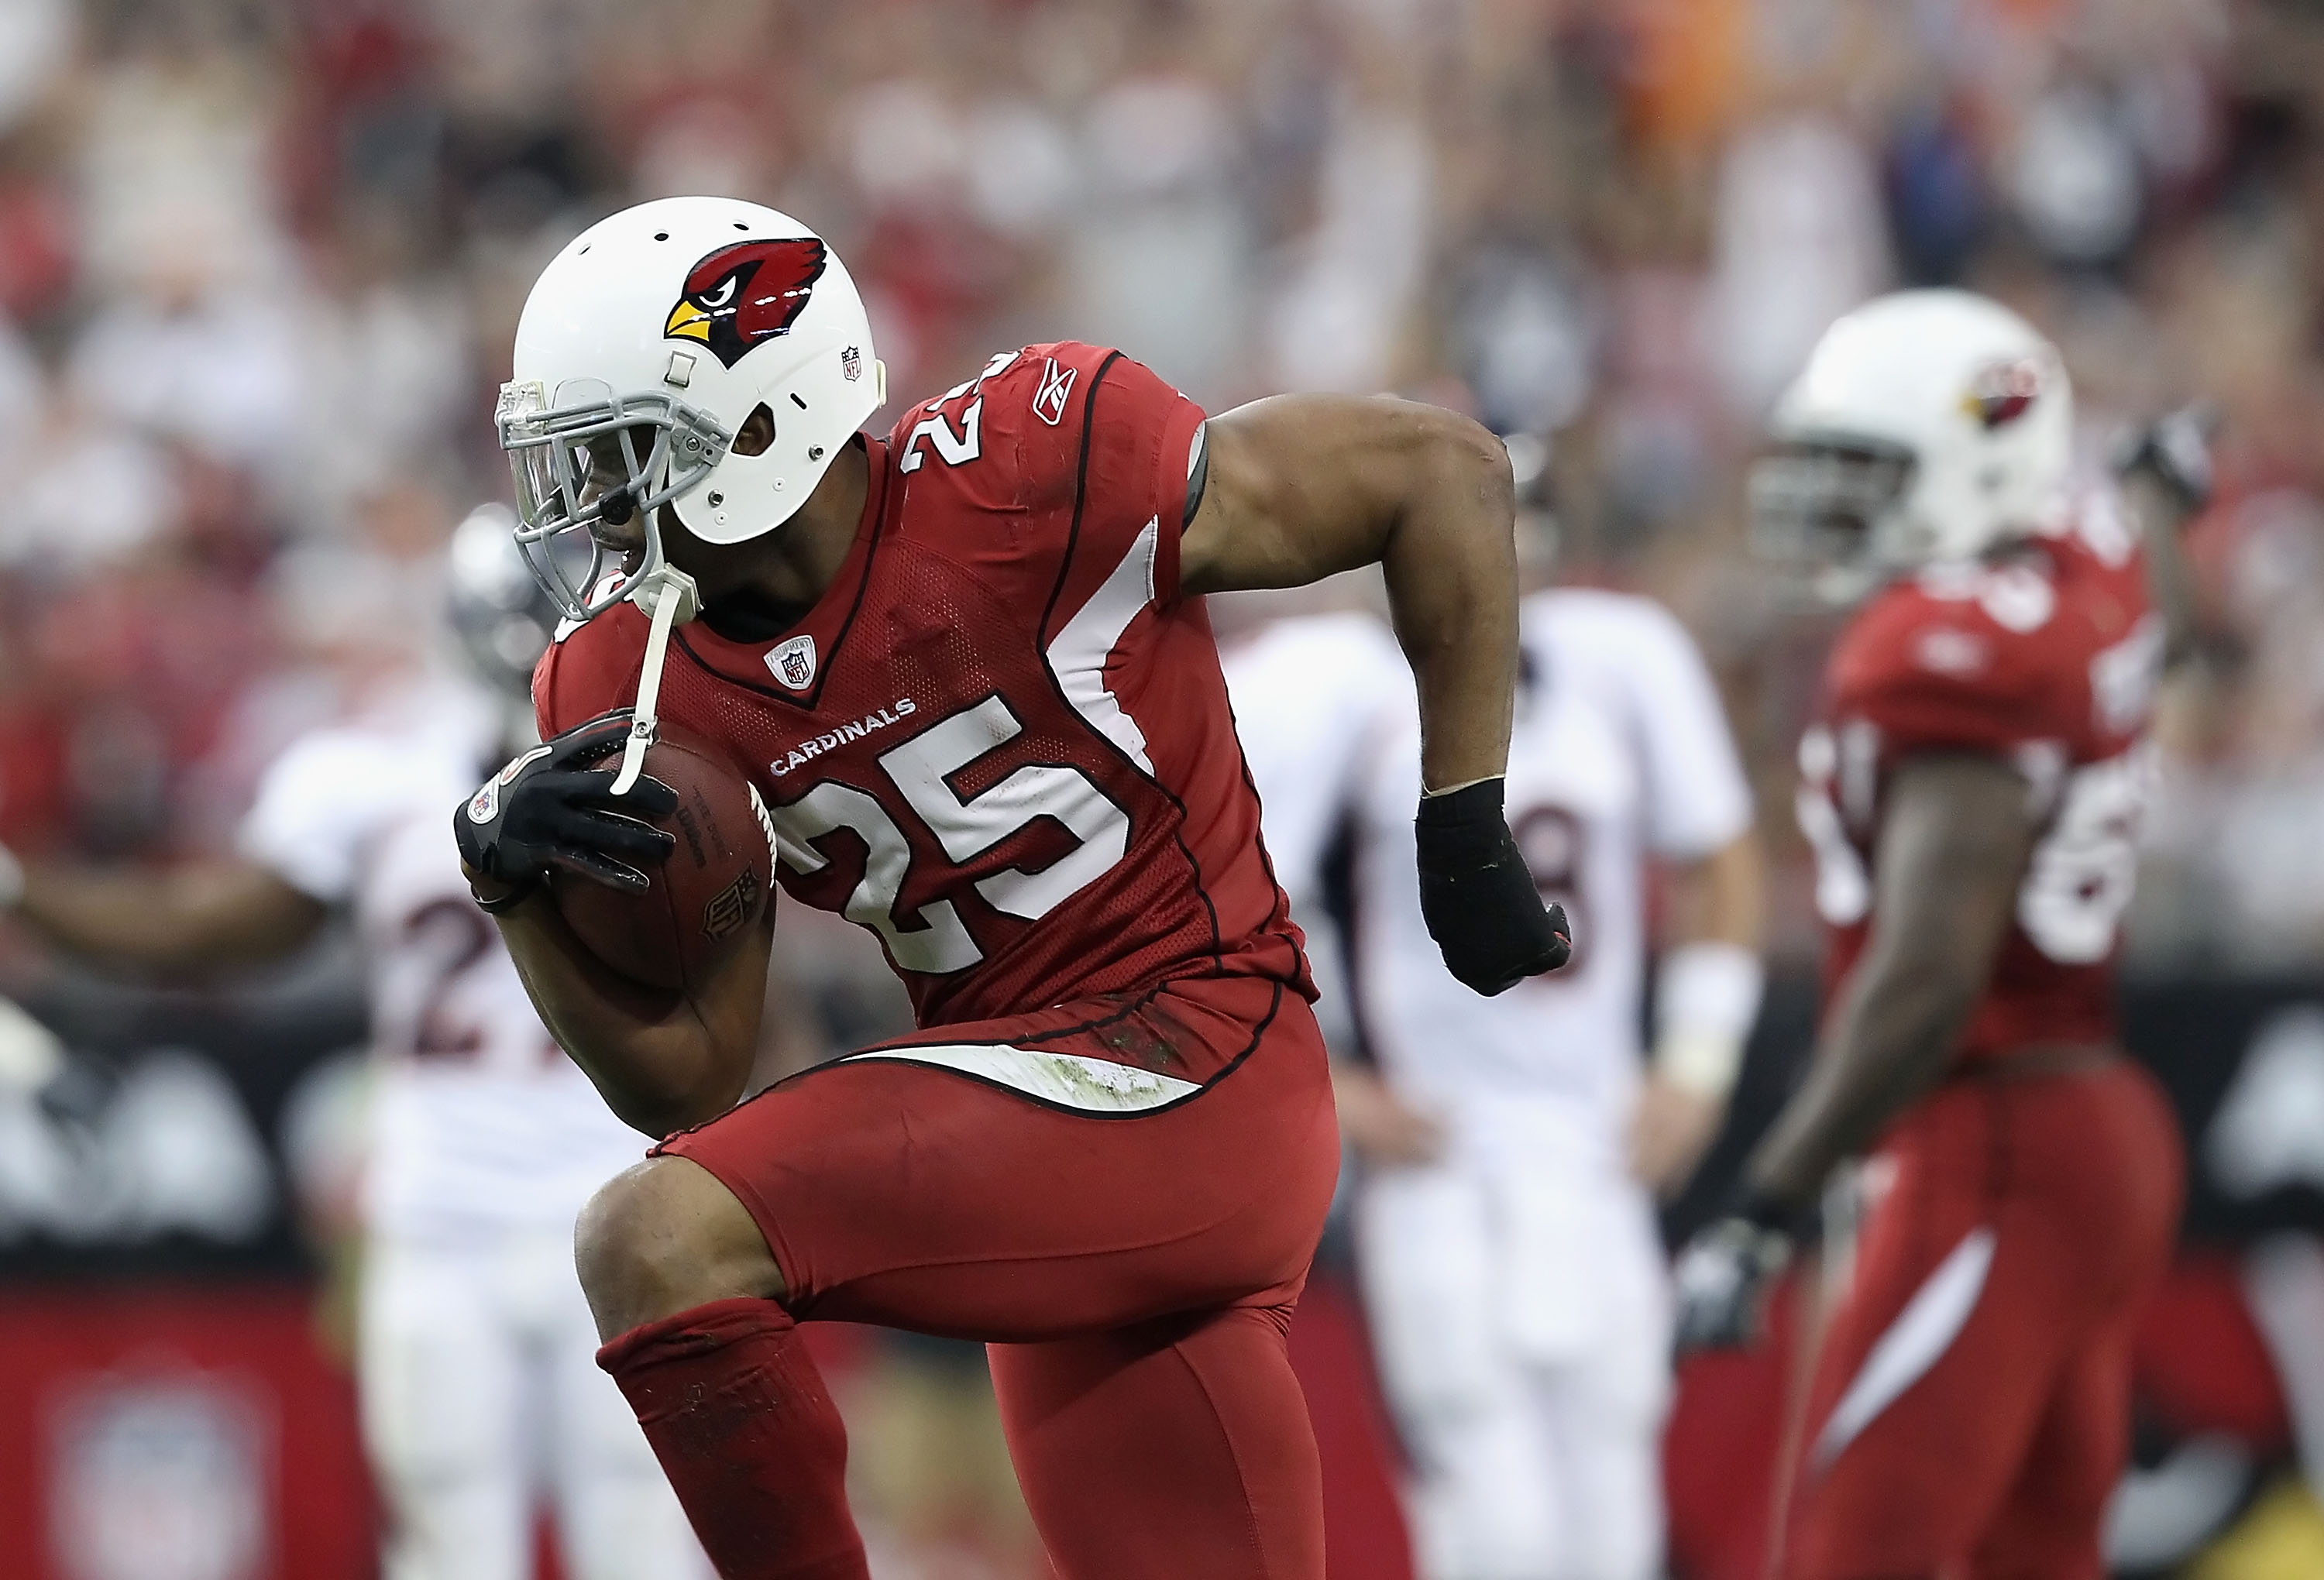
[537,342,1312,1054]
[1797,501,2163,1063]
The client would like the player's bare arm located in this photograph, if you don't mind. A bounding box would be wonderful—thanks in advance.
[7,858,325,973]
[458,713,770,1136]
[1187,394,1572,994]
[1629,830,1765,1194]
[1745,753,2037,1208]
[1185,394,1518,792]
[1673,753,2036,1349]
[493,888,774,1139]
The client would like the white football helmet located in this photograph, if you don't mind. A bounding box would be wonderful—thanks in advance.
[447,503,559,699]
[497,197,884,620]
[1751,289,2072,596]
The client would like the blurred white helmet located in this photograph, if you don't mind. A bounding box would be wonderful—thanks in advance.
[497,196,884,620]
[1750,289,2072,597]
[446,503,558,699]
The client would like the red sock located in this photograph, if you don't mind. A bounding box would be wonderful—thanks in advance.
[596,1297,867,1580]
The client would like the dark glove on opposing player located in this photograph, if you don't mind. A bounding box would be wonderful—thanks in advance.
[2112,401,2218,514]
[1415,778,1573,996]
[1672,1192,1800,1353]
[453,713,678,907]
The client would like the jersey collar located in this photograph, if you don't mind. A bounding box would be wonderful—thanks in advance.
[672,435,892,709]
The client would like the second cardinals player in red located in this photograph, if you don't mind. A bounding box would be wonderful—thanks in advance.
[1673,290,2209,1578]
[450,197,1569,1579]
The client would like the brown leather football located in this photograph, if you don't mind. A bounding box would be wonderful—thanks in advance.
[548,727,774,991]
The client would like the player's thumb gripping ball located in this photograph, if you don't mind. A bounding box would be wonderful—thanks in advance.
[552,729,776,991]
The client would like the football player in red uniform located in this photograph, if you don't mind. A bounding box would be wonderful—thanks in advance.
[1673,290,2210,1578]
[449,197,1569,1580]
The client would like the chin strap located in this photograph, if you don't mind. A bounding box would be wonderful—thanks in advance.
[611,565,702,795]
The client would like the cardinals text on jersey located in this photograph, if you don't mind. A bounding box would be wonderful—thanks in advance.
[538,343,1310,1056]
[1797,501,2163,1061]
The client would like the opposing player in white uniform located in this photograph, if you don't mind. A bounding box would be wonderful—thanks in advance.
[0,510,706,1580]
[1225,586,1764,1580]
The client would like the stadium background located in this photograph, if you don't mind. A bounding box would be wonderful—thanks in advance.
[2,0,2323,1575]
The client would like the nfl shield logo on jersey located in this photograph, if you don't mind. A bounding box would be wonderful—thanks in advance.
[768,634,817,691]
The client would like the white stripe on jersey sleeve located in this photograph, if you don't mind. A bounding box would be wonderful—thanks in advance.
[1045,517,1160,773]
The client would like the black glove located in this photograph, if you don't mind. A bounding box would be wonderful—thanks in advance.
[1672,1191,1800,1353]
[1415,778,1573,996]
[453,713,679,907]
[2112,402,2218,514]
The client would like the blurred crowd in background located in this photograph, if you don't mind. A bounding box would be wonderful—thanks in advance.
[4,0,2324,975]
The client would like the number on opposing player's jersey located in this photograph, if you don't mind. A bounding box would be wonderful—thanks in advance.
[400,899,493,1059]
[1511,802,1590,974]
[767,695,1132,974]
[394,898,559,1066]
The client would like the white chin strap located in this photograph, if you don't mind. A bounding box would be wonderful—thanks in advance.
[611,564,702,795]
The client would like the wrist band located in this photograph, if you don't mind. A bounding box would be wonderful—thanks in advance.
[1415,778,1508,874]
[470,874,540,915]
[0,843,23,911]
[1652,942,1764,1100]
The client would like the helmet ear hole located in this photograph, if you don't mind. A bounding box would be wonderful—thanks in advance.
[734,403,777,457]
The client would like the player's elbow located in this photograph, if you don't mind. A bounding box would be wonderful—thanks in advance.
[565,1034,750,1139]
[1397,402,1513,519]
[596,1066,746,1140]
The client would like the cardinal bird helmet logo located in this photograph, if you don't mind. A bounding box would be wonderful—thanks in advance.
[1960,356,2043,430]
[663,239,828,369]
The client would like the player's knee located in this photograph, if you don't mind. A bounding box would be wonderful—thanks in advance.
[573,1156,783,1339]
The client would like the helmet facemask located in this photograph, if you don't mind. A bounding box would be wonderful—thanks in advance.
[497,377,733,622]
[1748,435,1917,604]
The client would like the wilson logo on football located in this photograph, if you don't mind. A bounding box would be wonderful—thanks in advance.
[1961,358,2043,429]
[1034,358,1077,427]
[664,238,828,369]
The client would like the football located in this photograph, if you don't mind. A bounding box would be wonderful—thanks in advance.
[548,728,775,991]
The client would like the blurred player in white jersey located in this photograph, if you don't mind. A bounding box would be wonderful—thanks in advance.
[0,508,707,1580]
[1224,552,1764,1580]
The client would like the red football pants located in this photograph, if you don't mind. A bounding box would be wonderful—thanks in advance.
[1783,1059,2182,1580]
[655,974,1340,1579]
